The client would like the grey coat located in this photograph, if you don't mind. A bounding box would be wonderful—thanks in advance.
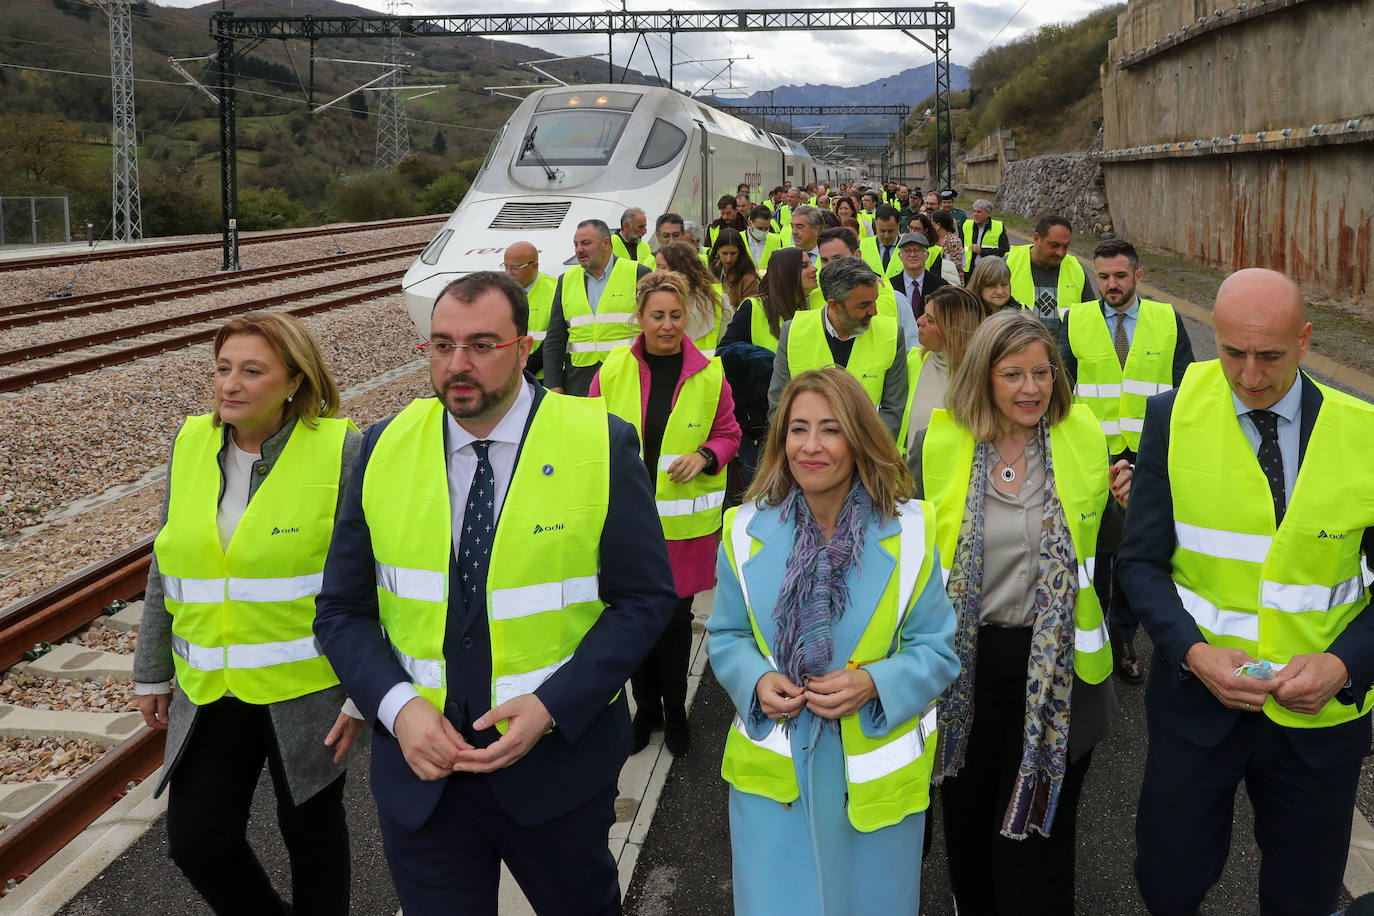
[132,416,365,805]
[907,428,1116,762]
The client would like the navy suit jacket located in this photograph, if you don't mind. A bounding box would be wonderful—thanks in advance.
[1117,371,1374,768]
[314,378,677,830]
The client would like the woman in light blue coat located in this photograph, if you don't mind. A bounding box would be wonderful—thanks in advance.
[707,367,959,915]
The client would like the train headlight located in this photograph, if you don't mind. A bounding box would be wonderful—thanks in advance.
[419,229,453,266]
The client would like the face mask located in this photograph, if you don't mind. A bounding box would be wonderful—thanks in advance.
[747,226,768,242]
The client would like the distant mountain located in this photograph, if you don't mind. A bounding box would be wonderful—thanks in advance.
[711,63,972,137]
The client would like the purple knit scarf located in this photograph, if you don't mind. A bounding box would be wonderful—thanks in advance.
[771,480,870,720]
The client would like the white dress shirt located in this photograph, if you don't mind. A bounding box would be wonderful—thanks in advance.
[375,380,536,734]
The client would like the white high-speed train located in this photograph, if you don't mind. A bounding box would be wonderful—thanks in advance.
[401,84,859,335]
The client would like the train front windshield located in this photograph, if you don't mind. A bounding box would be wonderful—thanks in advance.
[517,91,641,167]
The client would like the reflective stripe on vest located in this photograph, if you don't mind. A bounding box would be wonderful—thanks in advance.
[597,346,728,540]
[784,309,898,407]
[1068,298,1178,452]
[1168,361,1374,727]
[1006,245,1086,320]
[362,395,610,728]
[154,415,348,705]
[921,407,1113,683]
[719,499,944,830]
[961,219,1004,273]
[561,259,640,366]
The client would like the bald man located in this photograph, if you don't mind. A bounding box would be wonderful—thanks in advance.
[1119,268,1374,916]
[502,241,558,380]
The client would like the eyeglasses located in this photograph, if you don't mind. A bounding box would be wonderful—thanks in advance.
[993,365,1056,387]
[419,337,526,360]
[898,247,927,257]
[502,260,535,273]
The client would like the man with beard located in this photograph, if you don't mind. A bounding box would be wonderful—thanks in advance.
[610,208,655,270]
[768,255,907,439]
[1058,239,1194,685]
[314,270,675,916]
[542,219,652,396]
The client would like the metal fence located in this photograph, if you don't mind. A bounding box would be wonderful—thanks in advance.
[0,197,71,246]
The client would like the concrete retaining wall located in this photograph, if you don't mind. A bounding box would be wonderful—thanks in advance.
[1101,0,1373,307]
[961,130,1019,194]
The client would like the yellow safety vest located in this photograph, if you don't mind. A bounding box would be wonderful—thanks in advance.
[745,297,783,352]
[719,499,942,831]
[961,219,1004,275]
[155,415,350,705]
[859,236,906,280]
[784,308,898,407]
[693,286,726,358]
[1006,245,1087,321]
[1067,298,1178,453]
[897,348,932,456]
[361,395,610,728]
[1168,361,1374,728]
[562,258,641,367]
[773,204,792,231]
[921,407,1113,683]
[747,232,783,272]
[598,346,727,540]
[526,273,557,381]
[610,233,655,270]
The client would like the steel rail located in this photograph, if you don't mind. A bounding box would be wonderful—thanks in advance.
[0,277,403,393]
[0,269,405,368]
[0,540,154,672]
[0,244,422,330]
[0,215,443,273]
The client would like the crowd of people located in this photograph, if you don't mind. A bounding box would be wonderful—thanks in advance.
[131,174,1374,916]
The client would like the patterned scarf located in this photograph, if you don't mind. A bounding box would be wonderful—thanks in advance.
[771,479,870,732]
[936,421,1079,839]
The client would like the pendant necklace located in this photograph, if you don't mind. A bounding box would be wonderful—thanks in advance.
[995,443,1028,483]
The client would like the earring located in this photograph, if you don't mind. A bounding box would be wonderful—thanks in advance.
[286,395,294,404]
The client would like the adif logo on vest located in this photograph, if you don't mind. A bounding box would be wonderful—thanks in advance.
[1317,530,1348,540]
[532,523,566,535]
[270,526,300,535]
[686,421,703,429]
[1145,350,1163,357]
[1079,511,1096,522]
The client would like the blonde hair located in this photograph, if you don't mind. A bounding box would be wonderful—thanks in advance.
[211,312,340,428]
[967,254,1012,308]
[945,309,1073,441]
[748,368,912,520]
[634,270,690,318]
[922,286,995,377]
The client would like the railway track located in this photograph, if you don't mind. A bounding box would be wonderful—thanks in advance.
[0,541,158,894]
[0,269,407,393]
[0,241,424,330]
[0,215,445,274]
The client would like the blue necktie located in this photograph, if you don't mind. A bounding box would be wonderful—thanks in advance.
[457,440,496,608]
[1248,410,1285,525]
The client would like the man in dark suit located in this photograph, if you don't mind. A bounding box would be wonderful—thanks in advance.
[314,271,676,915]
[890,231,949,334]
[1119,268,1374,916]
[1059,240,1196,684]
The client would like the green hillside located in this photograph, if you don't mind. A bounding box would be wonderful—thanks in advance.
[0,0,661,237]
[903,4,1124,161]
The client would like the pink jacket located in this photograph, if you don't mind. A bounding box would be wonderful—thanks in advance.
[591,334,741,597]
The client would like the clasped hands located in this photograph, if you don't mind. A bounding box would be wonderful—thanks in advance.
[1185,643,1349,716]
[755,668,877,722]
[665,451,709,484]
[393,694,552,781]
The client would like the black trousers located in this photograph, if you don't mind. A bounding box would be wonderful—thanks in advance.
[379,775,620,916]
[940,625,1094,916]
[629,595,694,718]
[166,697,350,916]
[1134,710,1361,916]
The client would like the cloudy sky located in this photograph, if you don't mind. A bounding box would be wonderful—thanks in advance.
[160,0,1119,92]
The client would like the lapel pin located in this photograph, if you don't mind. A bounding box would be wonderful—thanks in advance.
[542,464,554,476]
